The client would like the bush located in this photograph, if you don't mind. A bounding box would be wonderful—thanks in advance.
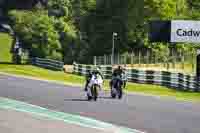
[47,51,63,61]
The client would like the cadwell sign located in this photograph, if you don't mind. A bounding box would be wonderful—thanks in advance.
[149,20,200,78]
[171,20,200,43]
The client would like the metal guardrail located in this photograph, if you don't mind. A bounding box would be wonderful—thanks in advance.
[32,57,64,71]
[73,63,199,92]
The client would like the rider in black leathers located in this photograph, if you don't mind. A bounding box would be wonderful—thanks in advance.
[110,66,124,89]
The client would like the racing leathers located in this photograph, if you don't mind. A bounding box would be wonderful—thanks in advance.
[110,67,124,89]
[84,69,103,91]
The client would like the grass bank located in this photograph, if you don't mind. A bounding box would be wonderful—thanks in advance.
[0,33,12,63]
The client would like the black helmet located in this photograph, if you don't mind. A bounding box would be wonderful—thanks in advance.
[118,66,122,69]
[88,71,92,75]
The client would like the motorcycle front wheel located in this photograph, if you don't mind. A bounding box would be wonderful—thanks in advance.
[91,85,98,101]
[118,87,123,99]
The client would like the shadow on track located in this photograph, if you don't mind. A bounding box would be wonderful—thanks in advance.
[64,98,89,102]
[98,96,113,100]
[64,96,114,102]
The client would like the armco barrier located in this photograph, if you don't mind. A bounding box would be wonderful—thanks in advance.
[73,63,199,91]
[32,57,64,71]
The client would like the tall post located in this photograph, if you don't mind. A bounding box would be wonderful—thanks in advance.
[112,33,114,65]
[112,32,117,65]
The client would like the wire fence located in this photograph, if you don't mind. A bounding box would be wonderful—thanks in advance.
[93,50,196,75]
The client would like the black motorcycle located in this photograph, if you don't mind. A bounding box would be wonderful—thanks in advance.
[111,77,123,99]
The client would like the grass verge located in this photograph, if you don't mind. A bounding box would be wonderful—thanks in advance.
[0,64,200,102]
[0,33,12,63]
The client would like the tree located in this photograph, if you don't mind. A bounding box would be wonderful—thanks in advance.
[9,10,61,60]
[54,18,78,63]
[48,0,72,18]
[81,0,128,57]
[0,0,48,10]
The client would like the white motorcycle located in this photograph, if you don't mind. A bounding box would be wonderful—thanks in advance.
[86,74,103,101]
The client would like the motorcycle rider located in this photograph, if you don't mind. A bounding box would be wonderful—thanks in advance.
[84,67,103,91]
[110,66,124,89]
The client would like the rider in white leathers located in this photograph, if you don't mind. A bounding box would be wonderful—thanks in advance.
[84,67,103,91]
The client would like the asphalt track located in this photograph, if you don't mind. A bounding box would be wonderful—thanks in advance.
[0,109,109,133]
[0,74,200,133]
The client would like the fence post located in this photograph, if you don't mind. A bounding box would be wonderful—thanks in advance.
[117,53,120,65]
[146,50,149,68]
[182,52,185,70]
[104,55,106,65]
[139,51,141,67]
[192,50,195,74]
[125,55,127,65]
[154,54,157,67]
[111,54,112,65]
[94,56,97,66]
[172,56,175,71]
[131,51,134,67]
[171,48,175,69]
[167,59,169,70]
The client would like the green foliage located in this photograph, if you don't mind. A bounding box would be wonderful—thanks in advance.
[152,43,170,62]
[48,0,72,18]
[55,18,78,63]
[144,0,177,20]
[4,0,200,64]
[128,0,144,43]
[47,51,63,61]
[8,0,78,63]
[9,10,61,59]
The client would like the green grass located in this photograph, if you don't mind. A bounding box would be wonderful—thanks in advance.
[0,64,85,84]
[0,33,13,63]
[1,64,200,102]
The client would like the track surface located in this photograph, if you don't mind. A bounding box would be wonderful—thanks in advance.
[0,109,108,133]
[0,74,200,133]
